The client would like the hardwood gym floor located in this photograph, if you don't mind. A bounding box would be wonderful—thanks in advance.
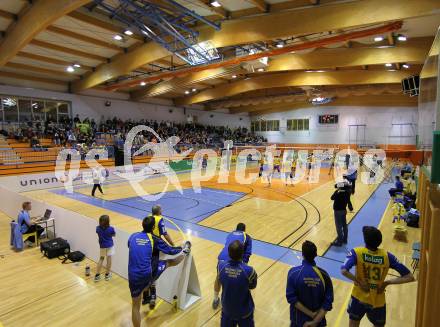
[0,165,419,326]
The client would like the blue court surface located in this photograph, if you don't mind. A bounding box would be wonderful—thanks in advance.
[111,188,245,223]
[52,180,392,281]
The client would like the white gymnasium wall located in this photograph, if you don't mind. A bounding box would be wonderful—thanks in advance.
[417,100,436,147]
[253,105,418,145]
[0,85,250,129]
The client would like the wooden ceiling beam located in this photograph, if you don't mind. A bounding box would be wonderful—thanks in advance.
[248,0,269,12]
[0,0,90,67]
[196,0,229,19]
[131,67,245,100]
[206,0,337,21]
[388,32,395,46]
[67,10,144,42]
[5,62,77,77]
[249,94,418,115]
[46,25,124,52]
[0,70,66,85]
[0,9,16,20]
[16,51,93,71]
[266,38,431,72]
[30,39,108,62]
[71,0,440,93]
[174,70,412,106]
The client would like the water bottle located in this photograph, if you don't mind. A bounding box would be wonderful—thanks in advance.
[85,264,90,277]
[172,295,178,312]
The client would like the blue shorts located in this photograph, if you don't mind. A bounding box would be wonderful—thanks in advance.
[347,296,386,326]
[221,311,254,327]
[129,274,152,298]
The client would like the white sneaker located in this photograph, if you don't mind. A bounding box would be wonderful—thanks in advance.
[105,273,112,281]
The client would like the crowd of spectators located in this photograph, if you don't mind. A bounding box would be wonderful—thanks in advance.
[0,115,265,153]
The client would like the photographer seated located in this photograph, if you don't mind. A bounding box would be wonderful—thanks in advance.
[18,202,44,243]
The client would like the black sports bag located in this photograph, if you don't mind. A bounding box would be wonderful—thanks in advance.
[62,251,85,263]
[40,237,70,259]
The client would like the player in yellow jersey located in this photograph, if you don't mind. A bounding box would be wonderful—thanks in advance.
[341,226,414,327]
[273,156,281,173]
[266,156,281,186]
[142,205,175,308]
[284,159,297,186]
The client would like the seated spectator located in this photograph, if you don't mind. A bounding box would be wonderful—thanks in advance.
[17,202,44,243]
[388,176,404,197]
[30,136,42,151]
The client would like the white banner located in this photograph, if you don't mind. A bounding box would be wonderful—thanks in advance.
[0,162,171,193]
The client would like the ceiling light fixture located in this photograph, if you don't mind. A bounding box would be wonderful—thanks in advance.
[66,66,75,73]
[191,88,197,92]
[113,34,123,41]
[397,35,407,41]
[124,30,133,36]
[276,42,284,48]
[140,81,146,86]
[385,63,393,67]
[311,96,333,105]
[231,75,237,79]
[402,64,410,69]
[374,36,384,42]
[73,63,81,68]
[210,0,221,7]
[185,90,190,94]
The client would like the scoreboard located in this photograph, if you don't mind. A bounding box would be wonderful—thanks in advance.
[318,114,338,124]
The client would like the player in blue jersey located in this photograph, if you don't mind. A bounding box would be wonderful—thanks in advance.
[214,240,258,327]
[213,223,253,309]
[218,223,253,264]
[128,216,191,327]
[286,241,334,326]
